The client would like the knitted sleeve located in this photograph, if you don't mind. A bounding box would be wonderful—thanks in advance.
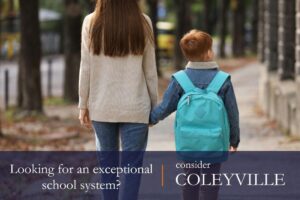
[78,15,91,109]
[142,14,159,108]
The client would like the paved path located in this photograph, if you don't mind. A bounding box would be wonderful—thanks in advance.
[0,56,64,107]
[147,62,300,151]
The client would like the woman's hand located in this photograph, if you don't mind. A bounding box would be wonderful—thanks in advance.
[79,109,92,128]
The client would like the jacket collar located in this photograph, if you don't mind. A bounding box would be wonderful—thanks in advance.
[186,61,219,69]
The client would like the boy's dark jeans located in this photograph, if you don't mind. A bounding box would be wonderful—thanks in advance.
[182,163,221,200]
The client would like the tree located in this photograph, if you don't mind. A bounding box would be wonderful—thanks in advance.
[278,0,296,80]
[219,0,230,58]
[0,0,3,53]
[231,0,246,57]
[203,0,218,35]
[174,0,192,69]
[7,0,15,33]
[264,0,278,71]
[0,108,3,137]
[257,0,265,62]
[251,0,259,54]
[85,0,95,13]
[146,0,161,76]
[0,0,3,137]
[18,0,43,113]
[63,0,82,102]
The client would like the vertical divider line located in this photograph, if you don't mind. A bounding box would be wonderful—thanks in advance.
[161,163,164,188]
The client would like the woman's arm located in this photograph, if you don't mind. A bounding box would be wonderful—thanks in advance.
[78,15,91,109]
[142,15,159,108]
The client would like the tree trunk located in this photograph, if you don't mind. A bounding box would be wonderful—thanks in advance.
[203,0,217,35]
[296,0,300,128]
[174,0,192,69]
[232,0,246,57]
[7,0,15,33]
[63,0,82,102]
[251,0,259,54]
[257,0,265,62]
[86,0,95,13]
[18,0,43,113]
[0,1,2,56]
[17,62,23,107]
[0,108,3,137]
[0,2,3,136]
[219,0,229,58]
[278,0,296,80]
[264,0,279,71]
[147,0,161,76]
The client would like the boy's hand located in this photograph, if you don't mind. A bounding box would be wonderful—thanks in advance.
[229,146,237,153]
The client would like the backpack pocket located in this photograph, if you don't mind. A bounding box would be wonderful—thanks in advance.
[176,127,224,152]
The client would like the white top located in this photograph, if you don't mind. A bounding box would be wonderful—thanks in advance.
[186,61,219,69]
[78,13,158,123]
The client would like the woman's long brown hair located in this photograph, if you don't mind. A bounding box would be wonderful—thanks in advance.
[90,0,154,57]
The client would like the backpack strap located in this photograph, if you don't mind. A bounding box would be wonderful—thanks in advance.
[173,70,196,93]
[207,71,230,93]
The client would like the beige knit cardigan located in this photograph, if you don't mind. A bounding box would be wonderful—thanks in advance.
[78,13,158,123]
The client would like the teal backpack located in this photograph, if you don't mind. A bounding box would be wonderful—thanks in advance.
[173,70,230,162]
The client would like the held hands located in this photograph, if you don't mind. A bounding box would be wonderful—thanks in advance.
[79,109,92,129]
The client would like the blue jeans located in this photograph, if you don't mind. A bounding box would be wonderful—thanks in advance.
[92,122,149,200]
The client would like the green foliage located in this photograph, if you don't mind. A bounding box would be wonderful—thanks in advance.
[39,0,64,13]
[0,0,19,19]
[191,0,204,13]
[4,107,16,122]
[39,0,92,17]
[40,20,62,32]
[164,0,175,10]
[44,97,72,106]
[4,107,47,122]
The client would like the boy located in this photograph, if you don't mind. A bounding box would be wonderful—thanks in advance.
[150,29,239,150]
[150,30,240,199]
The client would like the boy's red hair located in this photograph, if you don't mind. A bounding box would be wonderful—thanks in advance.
[180,30,213,60]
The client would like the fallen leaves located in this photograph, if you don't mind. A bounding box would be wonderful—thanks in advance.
[1,105,93,151]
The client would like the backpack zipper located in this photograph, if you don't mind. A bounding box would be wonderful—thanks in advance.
[187,96,190,105]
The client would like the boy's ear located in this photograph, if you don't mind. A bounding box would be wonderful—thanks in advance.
[208,49,215,60]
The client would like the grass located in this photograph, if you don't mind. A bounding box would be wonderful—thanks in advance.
[2,97,74,124]
[44,97,71,106]
[4,106,47,123]
[4,107,18,122]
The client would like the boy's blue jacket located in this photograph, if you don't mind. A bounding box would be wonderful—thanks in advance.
[150,61,240,148]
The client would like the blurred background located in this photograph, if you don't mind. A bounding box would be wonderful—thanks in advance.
[0,0,299,151]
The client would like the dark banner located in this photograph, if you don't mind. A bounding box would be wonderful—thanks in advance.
[0,151,299,200]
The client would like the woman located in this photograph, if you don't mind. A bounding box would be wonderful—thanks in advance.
[78,0,158,199]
